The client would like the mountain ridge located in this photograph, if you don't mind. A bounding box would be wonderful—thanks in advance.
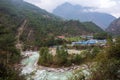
[0,0,104,47]
[106,17,120,35]
[53,2,116,29]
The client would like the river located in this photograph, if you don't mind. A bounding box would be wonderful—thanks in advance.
[21,51,90,80]
[21,51,72,80]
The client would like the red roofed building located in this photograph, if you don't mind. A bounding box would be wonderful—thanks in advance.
[56,36,65,39]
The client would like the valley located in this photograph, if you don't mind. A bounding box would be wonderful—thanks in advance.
[0,0,120,80]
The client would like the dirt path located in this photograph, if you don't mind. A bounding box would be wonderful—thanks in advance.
[27,29,33,41]
[16,20,27,52]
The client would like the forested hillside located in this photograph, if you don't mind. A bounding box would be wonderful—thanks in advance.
[0,0,104,48]
[83,22,103,33]
[0,24,25,80]
[0,0,119,80]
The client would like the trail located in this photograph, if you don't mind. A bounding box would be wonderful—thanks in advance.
[27,29,33,41]
[16,19,27,52]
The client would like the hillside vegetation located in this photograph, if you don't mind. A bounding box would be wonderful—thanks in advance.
[0,0,119,80]
[0,0,104,48]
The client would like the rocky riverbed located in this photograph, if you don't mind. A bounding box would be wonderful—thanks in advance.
[21,51,91,80]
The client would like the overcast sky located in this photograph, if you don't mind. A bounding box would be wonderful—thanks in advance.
[24,0,120,18]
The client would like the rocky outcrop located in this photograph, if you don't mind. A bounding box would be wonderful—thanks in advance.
[106,17,120,35]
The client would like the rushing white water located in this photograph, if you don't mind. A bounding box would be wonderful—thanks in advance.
[21,51,91,80]
[21,51,72,80]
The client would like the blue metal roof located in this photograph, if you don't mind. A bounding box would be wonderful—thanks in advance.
[72,39,97,45]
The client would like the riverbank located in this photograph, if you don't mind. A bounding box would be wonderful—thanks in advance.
[21,51,92,80]
[21,51,80,72]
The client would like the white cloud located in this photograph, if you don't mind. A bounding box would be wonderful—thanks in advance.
[24,0,120,18]
[91,0,120,17]
[24,0,66,12]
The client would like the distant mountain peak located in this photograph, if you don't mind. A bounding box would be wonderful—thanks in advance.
[61,2,72,6]
[53,2,116,29]
[56,2,74,10]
